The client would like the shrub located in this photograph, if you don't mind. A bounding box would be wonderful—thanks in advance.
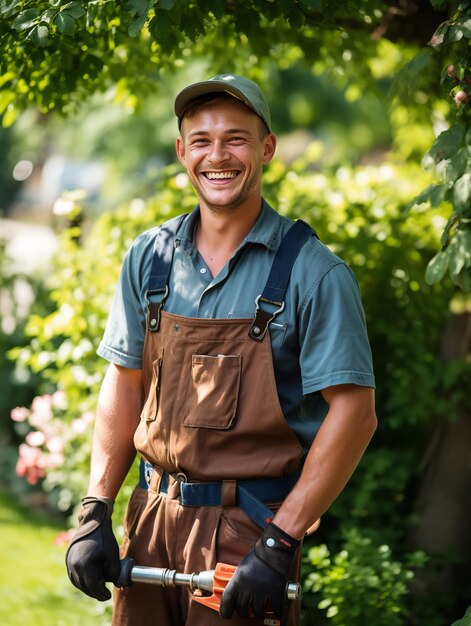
[301,529,426,626]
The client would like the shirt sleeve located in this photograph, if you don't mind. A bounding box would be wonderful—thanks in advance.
[298,262,375,394]
[97,231,155,369]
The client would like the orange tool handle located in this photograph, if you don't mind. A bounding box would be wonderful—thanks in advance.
[192,562,296,625]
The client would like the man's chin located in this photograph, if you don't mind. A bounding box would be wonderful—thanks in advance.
[200,193,245,213]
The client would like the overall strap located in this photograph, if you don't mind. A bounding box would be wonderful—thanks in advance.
[146,214,187,333]
[249,219,317,341]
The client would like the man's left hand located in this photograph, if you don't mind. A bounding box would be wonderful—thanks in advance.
[219,522,300,620]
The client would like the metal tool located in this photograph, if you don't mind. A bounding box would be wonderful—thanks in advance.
[117,557,301,624]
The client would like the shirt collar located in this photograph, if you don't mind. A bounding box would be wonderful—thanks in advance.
[175,199,281,255]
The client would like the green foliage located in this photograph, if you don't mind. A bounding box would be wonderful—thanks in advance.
[0,0,385,122]
[452,607,471,626]
[415,121,471,290]
[403,2,471,289]
[302,529,426,626]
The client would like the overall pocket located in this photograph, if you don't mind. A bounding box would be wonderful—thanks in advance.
[183,354,242,429]
[140,354,163,423]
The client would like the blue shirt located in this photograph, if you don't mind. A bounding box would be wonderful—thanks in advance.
[98,200,375,449]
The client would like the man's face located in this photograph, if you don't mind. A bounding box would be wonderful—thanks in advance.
[176,99,276,214]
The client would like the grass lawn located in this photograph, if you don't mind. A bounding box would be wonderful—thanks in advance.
[0,489,112,626]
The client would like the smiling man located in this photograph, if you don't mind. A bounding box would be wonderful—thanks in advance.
[65,74,377,626]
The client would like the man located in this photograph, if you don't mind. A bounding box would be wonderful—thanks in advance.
[66,74,377,626]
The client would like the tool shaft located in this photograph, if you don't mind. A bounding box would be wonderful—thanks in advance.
[118,558,301,600]
[128,565,213,592]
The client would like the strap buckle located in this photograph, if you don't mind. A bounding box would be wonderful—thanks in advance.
[248,294,285,342]
[146,285,169,332]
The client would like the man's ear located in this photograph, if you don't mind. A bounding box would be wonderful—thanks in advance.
[263,133,277,165]
[175,136,186,167]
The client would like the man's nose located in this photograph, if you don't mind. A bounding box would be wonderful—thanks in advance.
[207,140,229,164]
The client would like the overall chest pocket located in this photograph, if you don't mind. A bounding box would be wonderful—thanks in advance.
[183,354,242,429]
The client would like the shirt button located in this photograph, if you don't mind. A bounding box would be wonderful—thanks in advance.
[200,268,207,274]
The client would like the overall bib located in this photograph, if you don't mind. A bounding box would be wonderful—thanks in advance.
[112,217,314,626]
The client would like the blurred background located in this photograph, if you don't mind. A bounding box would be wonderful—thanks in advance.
[1,1,470,625]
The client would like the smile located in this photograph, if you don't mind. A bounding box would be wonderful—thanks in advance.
[204,171,238,180]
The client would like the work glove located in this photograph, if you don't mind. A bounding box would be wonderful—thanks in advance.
[65,496,120,601]
[220,522,300,620]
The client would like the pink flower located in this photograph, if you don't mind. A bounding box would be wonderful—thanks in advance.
[30,395,53,427]
[46,436,63,454]
[18,443,41,462]
[15,448,46,484]
[25,431,46,447]
[16,457,27,477]
[11,406,30,422]
[26,467,46,485]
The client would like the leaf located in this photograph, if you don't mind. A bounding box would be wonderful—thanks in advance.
[461,19,471,37]
[128,14,148,37]
[405,184,448,213]
[444,148,469,182]
[445,24,464,43]
[465,231,471,268]
[158,0,175,9]
[440,213,460,246]
[150,9,172,40]
[126,0,153,16]
[0,0,22,19]
[62,2,86,19]
[54,12,76,35]
[447,230,471,276]
[12,8,41,31]
[454,172,471,211]
[2,104,18,128]
[0,72,16,88]
[0,90,16,115]
[390,51,432,97]
[425,251,449,285]
[29,24,49,47]
[40,8,57,24]
[428,123,466,163]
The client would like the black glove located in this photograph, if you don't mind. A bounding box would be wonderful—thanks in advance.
[65,496,120,601]
[220,522,300,620]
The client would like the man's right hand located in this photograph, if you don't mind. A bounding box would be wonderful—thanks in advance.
[65,496,120,601]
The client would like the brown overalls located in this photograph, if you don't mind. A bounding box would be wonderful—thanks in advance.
[112,217,314,626]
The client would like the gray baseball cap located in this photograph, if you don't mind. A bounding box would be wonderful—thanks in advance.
[174,73,271,132]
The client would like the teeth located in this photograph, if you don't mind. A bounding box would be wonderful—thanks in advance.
[206,171,237,180]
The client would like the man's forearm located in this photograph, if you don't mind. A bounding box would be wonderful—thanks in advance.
[273,384,377,539]
[87,364,144,499]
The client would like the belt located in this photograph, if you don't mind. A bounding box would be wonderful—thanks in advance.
[138,459,300,529]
